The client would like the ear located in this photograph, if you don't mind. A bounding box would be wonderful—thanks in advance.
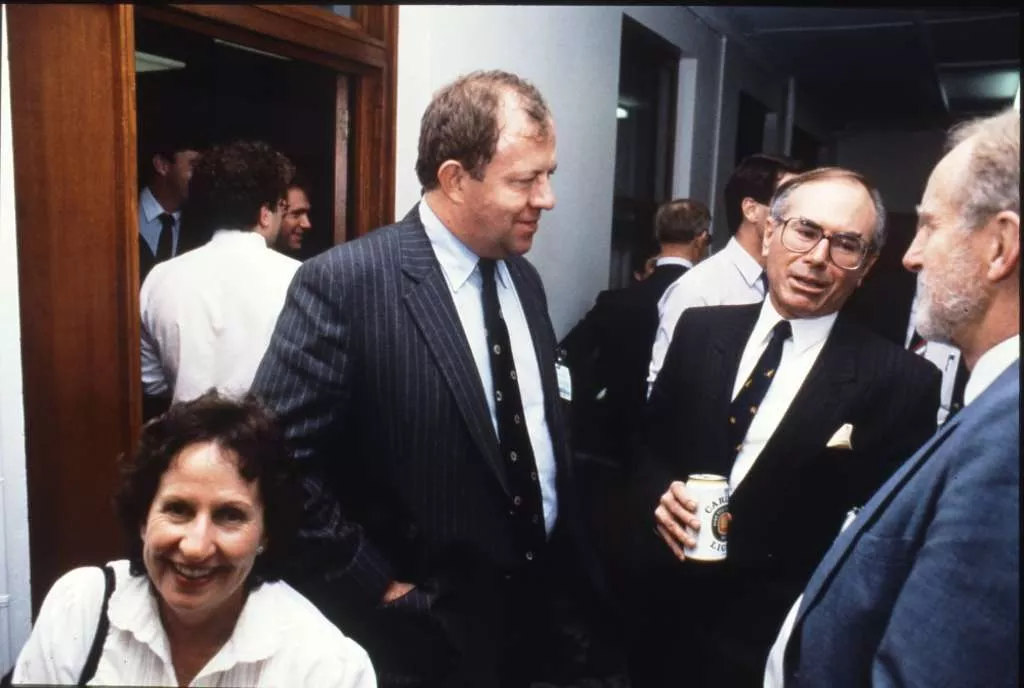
[762,216,779,257]
[258,203,274,229]
[152,154,170,177]
[741,197,763,224]
[139,521,147,541]
[437,160,469,204]
[985,210,1021,282]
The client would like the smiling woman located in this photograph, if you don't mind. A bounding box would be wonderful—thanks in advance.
[9,392,377,687]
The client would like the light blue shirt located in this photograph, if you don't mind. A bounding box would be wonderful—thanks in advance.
[419,198,558,534]
[138,186,181,257]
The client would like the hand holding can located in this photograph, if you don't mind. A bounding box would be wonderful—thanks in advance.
[683,473,730,562]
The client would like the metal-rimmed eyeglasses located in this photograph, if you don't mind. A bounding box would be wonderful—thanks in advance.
[777,216,874,270]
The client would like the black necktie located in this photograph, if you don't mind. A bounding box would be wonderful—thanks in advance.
[759,271,769,298]
[156,212,175,261]
[947,355,969,419]
[478,259,547,554]
[728,319,792,457]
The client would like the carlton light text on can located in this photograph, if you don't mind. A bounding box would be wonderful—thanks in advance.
[684,473,731,562]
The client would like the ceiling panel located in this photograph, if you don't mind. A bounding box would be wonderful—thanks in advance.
[928,16,1020,64]
[694,6,1020,131]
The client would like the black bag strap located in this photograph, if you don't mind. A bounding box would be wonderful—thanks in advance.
[77,564,116,686]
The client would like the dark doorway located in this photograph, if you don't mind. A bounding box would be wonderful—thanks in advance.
[735,90,769,167]
[610,15,680,289]
[134,12,345,262]
[791,125,822,169]
[842,211,918,347]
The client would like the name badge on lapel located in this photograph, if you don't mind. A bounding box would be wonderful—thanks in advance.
[555,348,572,402]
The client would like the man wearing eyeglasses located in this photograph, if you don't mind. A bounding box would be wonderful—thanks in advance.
[628,168,941,688]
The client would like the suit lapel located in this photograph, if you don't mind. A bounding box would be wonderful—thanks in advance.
[735,314,859,497]
[398,207,509,495]
[704,305,760,477]
[792,361,1020,644]
[791,413,961,633]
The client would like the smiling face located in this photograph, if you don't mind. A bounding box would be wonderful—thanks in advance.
[140,442,265,628]
[762,177,879,319]
[458,94,557,259]
[278,187,312,252]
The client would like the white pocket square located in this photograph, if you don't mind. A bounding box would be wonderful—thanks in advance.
[826,423,854,449]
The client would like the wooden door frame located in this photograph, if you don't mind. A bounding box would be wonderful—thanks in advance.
[7,3,397,610]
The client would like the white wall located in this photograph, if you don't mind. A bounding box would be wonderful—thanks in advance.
[0,3,33,674]
[396,5,797,337]
[836,128,947,213]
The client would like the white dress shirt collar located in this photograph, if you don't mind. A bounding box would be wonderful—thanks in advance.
[655,256,694,269]
[419,198,509,290]
[140,186,180,224]
[964,334,1020,406]
[107,568,281,674]
[750,295,839,357]
[723,236,765,291]
[208,227,271,251]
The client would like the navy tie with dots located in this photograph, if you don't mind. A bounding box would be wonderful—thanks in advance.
[478,259,546,558]
[728,319,792,458]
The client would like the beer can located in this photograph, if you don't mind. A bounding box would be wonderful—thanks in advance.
[683,473,730,562]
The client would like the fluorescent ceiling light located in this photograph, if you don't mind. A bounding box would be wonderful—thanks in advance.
[940,68,1019,101]
[213,39,291,62]
[134,51,186,73]
[617,107,629,120]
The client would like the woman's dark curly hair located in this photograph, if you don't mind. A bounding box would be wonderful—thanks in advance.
[114,390,300,591]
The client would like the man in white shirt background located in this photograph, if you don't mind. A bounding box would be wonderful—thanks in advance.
[137,128,202,284]
[628,167,940,688]
[140,140,299,407]
[766,106,1019,688]
[647,154,804,392]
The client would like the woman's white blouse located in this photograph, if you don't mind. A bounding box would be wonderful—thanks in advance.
[13,560,376,687]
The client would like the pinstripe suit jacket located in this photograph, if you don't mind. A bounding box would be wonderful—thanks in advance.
[636,302,941,686]
[251,206,591,684]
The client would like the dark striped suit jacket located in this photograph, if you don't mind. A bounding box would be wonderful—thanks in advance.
[633,302,941,687]
[251,206,595,686]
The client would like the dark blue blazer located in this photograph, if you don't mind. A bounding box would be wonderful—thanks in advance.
[784,359,1020,687]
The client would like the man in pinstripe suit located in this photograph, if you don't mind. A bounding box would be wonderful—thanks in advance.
[252,71,617,688]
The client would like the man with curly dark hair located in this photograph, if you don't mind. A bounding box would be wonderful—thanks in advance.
[140,140,299,406]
